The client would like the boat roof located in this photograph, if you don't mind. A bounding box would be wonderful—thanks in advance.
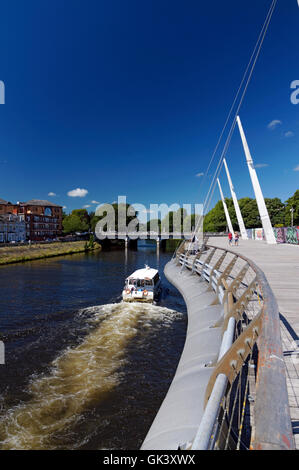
[127,266,158,280]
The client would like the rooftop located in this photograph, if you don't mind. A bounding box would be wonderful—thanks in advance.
[24,199,62,207]
[0,198,62,208]
[127,265,159,280]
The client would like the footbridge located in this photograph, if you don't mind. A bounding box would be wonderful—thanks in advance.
[141,0,299,450]
[95,231,194,240]
[141,237,298,450]
[95,231,196,250]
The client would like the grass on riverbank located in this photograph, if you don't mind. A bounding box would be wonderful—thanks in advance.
[0,241,102,265]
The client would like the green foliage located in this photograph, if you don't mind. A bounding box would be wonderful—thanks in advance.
[203,194,290,232]
[63,214,89,234]
[239,198,260,229]
[265,198,285,226]
[147,218,161,232]
[87,234,95,249]
[63,190,299,237]
[203,199,236,232]
[84,235,95,251]
[284,190,299,226]
[71,209,90,224]
[90,215,101,232]
[94,202,139,232]
[161,208,187,232]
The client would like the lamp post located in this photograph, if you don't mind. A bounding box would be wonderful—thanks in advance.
[290,207,294,227]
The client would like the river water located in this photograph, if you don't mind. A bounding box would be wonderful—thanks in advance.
[0,242,187,450]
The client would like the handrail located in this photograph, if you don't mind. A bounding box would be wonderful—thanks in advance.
[176,242,294,450]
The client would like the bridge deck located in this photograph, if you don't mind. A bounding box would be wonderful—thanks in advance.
[208,236,299,448]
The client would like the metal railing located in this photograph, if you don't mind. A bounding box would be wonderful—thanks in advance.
[175,241,294,450]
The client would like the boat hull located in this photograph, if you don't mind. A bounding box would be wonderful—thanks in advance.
[122,297,153,303]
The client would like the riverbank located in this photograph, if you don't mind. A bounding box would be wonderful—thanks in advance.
[0,241,102,265]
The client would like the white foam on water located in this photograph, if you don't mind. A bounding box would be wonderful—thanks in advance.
[0,302,181,450]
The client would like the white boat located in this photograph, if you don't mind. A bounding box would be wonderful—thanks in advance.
[122,265,161,303]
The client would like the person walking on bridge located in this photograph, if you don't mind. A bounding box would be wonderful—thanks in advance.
[234,232,239,246]
[228,232,233,246]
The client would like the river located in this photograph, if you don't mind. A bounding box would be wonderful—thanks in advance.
[0,241,187,450]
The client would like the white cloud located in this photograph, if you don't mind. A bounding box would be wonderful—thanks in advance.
[254,163,269,168]
[48,192,56,196]
[293,165,299,172]
[267,119,282,130]
[83,204,91,208]
[196,172,204,177]
[284,131,294,138]
[91,200,100,204]
[67,188,88,198]
[63,206,67,209]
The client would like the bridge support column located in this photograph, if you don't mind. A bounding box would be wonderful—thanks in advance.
[237,116,276,245]
[217,178,234,236]
[223,158,248,239]
[156,238,160,252]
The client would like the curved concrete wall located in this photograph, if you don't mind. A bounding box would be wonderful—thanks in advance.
[141,259,224,450]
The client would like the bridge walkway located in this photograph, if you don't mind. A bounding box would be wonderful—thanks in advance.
[208,236,299,448]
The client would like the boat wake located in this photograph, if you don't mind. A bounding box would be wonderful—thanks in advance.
[0,302,181,450]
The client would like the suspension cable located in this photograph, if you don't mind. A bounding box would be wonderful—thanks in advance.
[196,0,277,207]
[202,0,277,218]
[193,0,278,241]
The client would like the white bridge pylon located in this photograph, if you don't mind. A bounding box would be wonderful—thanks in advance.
[236,115,276,245]
[223,158,248,240]
[217,178,234,236]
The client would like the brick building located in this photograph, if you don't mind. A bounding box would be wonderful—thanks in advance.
[0,198,63,241]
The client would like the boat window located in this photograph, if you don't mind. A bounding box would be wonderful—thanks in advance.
[145,279,153,286]
[153,273,159,285]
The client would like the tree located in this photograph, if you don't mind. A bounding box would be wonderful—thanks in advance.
[93,202,140,233]
[63,214,89,234]
[161,208,188,233]
[90,214,100,232]
[203,195,289,232]
[284,190,299,226]
[239,198,260,228]
[147,218,161,232]
[203,198,237,232]
[265,198,285,226]
[71,209,90,226]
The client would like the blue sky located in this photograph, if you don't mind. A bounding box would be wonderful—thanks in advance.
[0,0,298,219]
